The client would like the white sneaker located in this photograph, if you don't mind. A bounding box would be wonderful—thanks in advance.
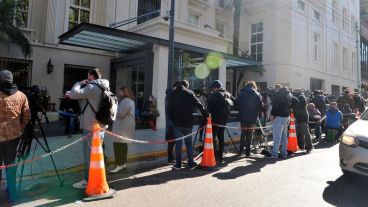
[109,164,127,173]
[72,179,87,189]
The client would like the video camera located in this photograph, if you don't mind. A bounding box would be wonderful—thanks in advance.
[20,85,50,120]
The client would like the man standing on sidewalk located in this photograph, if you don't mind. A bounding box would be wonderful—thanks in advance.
[0,69,31,201]
[167,80,208,170]
[70,68,110,188]
[269,85,299,158]
[236,81,262,157]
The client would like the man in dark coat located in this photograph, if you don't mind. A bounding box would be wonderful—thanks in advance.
[312,90,330,117]
[293,89,313,153]
[353,92,366,114]
[207,80,234,163]
[337,90,355,112]
[269,86,299,158]
[236,81,263,157]
[167,80,208,170]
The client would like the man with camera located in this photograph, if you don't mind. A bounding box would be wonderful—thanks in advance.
[70,68,110,189]
[0,69,31,201]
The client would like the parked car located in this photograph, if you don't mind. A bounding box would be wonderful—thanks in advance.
[339,109,368,177]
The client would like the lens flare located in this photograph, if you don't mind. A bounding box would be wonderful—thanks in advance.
[194,63,210,79]
[205,52,224,69]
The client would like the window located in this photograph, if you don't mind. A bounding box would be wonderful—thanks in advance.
[342,8,348,31]
[343,47,348,71]
[188,12,201,26]
[313,33,320,62]
[216,23,225,38]
[314,10,321,22]
[137,0,160,24]
[351,15,356,35]
[352,52,356,73]
[15,0,30,28]
[298,0,305,11]
[218,0,225,8]
[251,22,263,61]
[331,85,340,98]
[333,42,338,68]
[68,0,91,30]
[332,0,337,24]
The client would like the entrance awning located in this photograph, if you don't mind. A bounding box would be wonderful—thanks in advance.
[59,22,261,68]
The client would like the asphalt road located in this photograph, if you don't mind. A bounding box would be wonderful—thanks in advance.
[4,142,368,207]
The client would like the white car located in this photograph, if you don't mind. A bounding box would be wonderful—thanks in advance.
[339,109,368,176]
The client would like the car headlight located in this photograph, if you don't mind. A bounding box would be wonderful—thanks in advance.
[341,135,359,147]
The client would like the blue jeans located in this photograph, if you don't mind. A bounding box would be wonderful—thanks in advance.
[59,111,78,134]
[272,117,290,157]
[83,130,105,181]
[173,126,194,167]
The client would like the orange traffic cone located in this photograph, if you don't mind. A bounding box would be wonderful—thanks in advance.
[287,113,299,153]
[199,116,217,170]
[83,124,115,202]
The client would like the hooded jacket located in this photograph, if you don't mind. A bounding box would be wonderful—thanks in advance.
[236,86,262,124]
[271,87,299,117]
[207,89,233,125]
[326,107,343,129]
[0,89,31,142]
[293,93,309,123]
[167,85,208,129]
[70,79,110,131]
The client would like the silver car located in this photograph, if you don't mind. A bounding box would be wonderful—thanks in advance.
[339,109,368,176]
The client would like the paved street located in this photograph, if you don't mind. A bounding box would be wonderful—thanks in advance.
[3,142,367,207]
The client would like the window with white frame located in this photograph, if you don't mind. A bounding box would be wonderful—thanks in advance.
[297,0,305,12]
[314,10,321,22]
[69,0,91,30]
[343,47,348,71]
[15,0,30,28]
[333,42,338,68]
[342,7,348,31]
[313,33,321,62]
[216,22,225,38]
[188,12,201,26]
[332,0,337,24]
[352,52,356,73]
[251,22,263,62]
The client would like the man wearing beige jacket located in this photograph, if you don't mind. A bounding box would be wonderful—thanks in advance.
[0,69,31,201]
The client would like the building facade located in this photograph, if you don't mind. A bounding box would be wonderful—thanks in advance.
[228,0,360,96]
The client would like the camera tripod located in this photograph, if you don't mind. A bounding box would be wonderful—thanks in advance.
[17,111,64,191]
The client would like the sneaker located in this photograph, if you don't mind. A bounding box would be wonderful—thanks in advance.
[172,166,181,171]
[278,154,288,159]
[188,162,198,170]
[73,179,87,189]
[168,160,176,165]
[109,164,126,173]
[305,149,312,154]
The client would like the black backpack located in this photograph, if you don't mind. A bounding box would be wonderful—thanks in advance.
[82,83,118,125]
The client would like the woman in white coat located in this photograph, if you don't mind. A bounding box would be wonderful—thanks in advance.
[110,87,135,173]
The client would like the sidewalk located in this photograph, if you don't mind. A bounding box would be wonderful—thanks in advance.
[5,122,244,179]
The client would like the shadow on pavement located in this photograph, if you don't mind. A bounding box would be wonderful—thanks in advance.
[323,174,368,207]
[313,140,339,149]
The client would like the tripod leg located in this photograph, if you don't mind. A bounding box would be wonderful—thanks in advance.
[226,128,239,153]
[36,119,64,186]
[17,157,26,192]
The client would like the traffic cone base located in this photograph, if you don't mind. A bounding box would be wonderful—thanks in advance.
[199,116,217,170]
[83,189,116,202]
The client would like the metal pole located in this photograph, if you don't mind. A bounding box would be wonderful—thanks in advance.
[167,0,175,89]
[356,21,361,91]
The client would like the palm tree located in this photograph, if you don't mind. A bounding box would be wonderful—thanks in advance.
[0,0,32,57]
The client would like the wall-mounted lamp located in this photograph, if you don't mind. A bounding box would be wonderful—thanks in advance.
[47,58,54,74]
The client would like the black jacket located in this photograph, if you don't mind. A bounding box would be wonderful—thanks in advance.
[60,98,81,114]
[293,94,309,123]
[207,89,232,125]
[167,85,208,129]
[271,88,299,117]
[313,95,330,115]
[236,86,262,124]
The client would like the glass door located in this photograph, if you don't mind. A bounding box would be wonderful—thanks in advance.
[116,64,145,98]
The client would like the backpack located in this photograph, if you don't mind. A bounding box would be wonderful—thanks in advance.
[82,83,118,125]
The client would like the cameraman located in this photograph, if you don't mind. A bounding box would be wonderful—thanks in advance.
[0,69,31,201]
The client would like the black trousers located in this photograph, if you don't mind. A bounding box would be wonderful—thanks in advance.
[0,138,19,197]
[239,123,255,156]
[212,125,225,160]
[166,125,175,162]
[113,142,128,166]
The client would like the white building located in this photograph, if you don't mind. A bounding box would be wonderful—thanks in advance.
[229,0,360,97]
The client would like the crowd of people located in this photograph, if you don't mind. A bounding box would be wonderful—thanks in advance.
[1,66,367,201]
